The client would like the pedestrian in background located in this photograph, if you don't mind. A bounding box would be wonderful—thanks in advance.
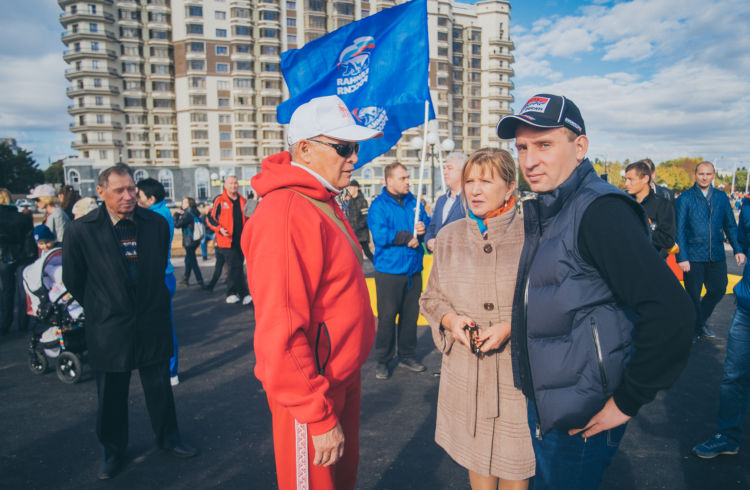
[693,192,750,459]
[174,197,204,288]
[63,164,197,480]
[72,197,98,220]
[28,184,70,243]
[421,148,534,490]
[136,178,180,386]
[624,160,676,257]
[58,184,80,220]
[204,176,251,305]
[676,161,745,341]
[0,188,35,336]
[198,202,214,261]
[343,179,373,261]
[425,152,467,253]
[368,161,430,380]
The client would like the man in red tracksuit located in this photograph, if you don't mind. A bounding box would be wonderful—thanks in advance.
[242,95,382,490]
[205,176,251,305]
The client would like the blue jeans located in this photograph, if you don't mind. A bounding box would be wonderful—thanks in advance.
[716,306,750,445]
[200,232,214,261]
[165,273,178,377]
[684,260,728,334]
[527,398,627,490]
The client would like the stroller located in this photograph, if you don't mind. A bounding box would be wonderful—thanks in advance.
[24,247,87,384]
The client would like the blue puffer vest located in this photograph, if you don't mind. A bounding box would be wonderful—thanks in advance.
[511,159,648,435]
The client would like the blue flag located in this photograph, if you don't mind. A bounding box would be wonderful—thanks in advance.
[277,0,434,168]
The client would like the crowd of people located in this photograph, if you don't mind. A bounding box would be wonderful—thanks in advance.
[1,93,749,488]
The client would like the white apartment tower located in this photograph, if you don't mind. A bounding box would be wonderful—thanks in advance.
[59,0,514,201]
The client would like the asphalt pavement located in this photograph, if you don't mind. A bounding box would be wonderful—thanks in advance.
[1,254,749,489]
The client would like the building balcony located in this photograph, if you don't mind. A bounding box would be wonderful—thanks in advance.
[67,84,120,96]
[68,121,122,132]
[72,140,123,151]
[63,48,117,62]
[64,66,119,80]
[59,11,115,25]
[61,29,116,43]
[489,38,514,49]
[68,103,122,114]
[59,0,113,6]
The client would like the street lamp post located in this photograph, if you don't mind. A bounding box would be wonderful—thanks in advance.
[410,133,455,202]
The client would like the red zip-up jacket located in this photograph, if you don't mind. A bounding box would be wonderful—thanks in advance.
[241,152,375,435]
[208,190,247,248]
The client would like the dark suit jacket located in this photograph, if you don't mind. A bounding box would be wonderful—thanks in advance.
[424,191,465,243]
[63,205,172,372]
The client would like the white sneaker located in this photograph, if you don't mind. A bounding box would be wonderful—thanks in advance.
[170,375,179,386]
[226,294,240,304]
[242,295,252,305]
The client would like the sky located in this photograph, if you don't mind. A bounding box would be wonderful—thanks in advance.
[2,0,749,171]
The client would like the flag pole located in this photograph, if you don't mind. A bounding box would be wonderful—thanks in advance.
[436,134,446,195]
[414,100,429,235]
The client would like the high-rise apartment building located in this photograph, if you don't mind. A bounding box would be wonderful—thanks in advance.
[60,0,513,201]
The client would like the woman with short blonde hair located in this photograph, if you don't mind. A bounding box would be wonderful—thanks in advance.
[421,147,534,490]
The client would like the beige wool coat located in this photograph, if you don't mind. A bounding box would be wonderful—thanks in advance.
[420,208,534,479]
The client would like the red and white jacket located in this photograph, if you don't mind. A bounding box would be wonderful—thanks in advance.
[208,190,247,248]
[242,151,375,435]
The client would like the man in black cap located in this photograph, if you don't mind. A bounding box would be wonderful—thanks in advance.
[343,179,373,261]
[498,94,694,489]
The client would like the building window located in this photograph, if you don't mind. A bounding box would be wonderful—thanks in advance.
[234,96,249,106]
[190,112,208,122]
[235,44,251,53]
[287,18,296,27]
[189,60,205,70]
[158,169,174,200]
[68,169,80,184]
[89,23,98,33]
[216,28,227,38]
[438,47,448,56]
[218,98,230,106]
[233,25,251,36]
[186,24,204,35]
[260,28,279,38]
[192,130,208,139]
[195,168,209,199]
[234,78,253,89]
[215,11,226,20]
[192,147,209,157]
[216,63,229,72]
[187,5,203,17]
[150,30,169,40]
[220,131,231,141]
[96,114,105,123]
[261,62,279,72]
[235,130,256,139]
[234,61,252,71]
[261,10,279,21]
[217,80,230,90]
[287,35,297,43]
[231,7,251,18]
[190,77,206,88]
[287,1,296,9]
[437,31,448,42]
[95,96,103,106]
[260,45,279,55]
[152,64,170,74]
[308,0,324,12]
[93,78,102,87]
[190,94,207,105]
[216,45,228,55]
[156,149,175,159]
[189,42,205,52]
[90,41,99,52]
[220,149,232,160]
[218,114,232,123]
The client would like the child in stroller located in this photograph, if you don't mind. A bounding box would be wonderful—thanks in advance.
[24,225,86,384]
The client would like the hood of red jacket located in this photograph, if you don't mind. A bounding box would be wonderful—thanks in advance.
[251,151,334,201]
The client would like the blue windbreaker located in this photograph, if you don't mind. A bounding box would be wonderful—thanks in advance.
[368,190,430,276]
[148,200,175,276]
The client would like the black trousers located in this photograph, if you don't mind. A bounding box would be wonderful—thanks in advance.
[206,247,248,297]
[96,362,180,460]
[183,246,204,284]
[684,260,728,334]
[374,270,422,364]
[0,262,17,334]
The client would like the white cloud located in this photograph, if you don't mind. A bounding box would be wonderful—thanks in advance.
[509,0,750,163]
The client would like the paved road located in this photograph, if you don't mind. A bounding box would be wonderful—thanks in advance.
[1,256,749,489]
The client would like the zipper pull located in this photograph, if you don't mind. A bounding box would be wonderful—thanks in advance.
[535,422,543,440]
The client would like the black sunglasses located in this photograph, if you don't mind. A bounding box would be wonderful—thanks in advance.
[309,139,359,158]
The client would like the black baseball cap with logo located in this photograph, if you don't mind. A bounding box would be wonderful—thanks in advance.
[496,94,586,139]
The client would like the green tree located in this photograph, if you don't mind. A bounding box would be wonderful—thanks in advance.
[0,142,44,193]
[655,166,692,193]
[44,159,65,184]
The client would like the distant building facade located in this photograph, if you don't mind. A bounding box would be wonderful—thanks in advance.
[59,0,514,201]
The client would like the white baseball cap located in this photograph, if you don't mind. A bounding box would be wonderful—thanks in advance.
[287,95,383,146]
[27,184,57,199]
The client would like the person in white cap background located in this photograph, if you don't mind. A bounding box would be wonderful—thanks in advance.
[241,95,382,490]
[28,184,70,243]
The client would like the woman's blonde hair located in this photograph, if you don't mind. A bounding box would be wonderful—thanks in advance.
[37,195,59,207]
[0,188,11,205]
[461,147,516,193]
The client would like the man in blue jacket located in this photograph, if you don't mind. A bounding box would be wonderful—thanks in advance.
[368,161,430,380]
[425,152,467,252]
[676,161,745,340]
[693,193,750,458]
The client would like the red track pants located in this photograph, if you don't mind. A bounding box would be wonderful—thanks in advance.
[268,371,361,490]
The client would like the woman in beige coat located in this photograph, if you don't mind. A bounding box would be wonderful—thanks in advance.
[420,148,534,490]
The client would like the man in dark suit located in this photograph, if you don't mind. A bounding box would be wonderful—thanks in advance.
[425,152,467,252]
[63,164,197,480]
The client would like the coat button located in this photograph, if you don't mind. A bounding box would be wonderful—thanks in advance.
[483,244,493,253]
[484,302,494,311]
